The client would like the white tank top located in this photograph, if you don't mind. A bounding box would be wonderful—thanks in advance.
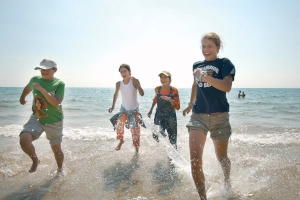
[120,79,139,110]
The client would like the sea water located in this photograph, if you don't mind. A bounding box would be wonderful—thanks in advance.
[0,87,299,199]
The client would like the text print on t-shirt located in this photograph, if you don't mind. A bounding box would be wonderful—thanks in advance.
[197,65,219,87]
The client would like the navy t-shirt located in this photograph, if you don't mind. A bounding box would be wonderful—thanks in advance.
[192,58,236,114]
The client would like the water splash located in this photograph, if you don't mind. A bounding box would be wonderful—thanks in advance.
[152,125,190,172]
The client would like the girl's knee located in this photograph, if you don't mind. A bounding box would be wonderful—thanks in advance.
[216,155,229,163]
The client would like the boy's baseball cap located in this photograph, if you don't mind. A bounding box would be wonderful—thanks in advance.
[158,71,171,78]
[35,59,57,70]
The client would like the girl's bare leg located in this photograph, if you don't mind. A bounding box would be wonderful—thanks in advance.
[131,113,140,153]
[115,113,126,151]
[115,138,124,151]
[189,130,207,200]
[212,139,231,189]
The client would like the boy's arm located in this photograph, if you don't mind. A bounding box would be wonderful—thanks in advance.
[32,83,63,107]
[108,81,120,113]
[20,85,31,105]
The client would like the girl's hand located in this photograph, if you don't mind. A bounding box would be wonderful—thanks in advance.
[193,68,200,78]
[160,96,171,101]
[147,110,152,118]
[193,68,207,82]
[108,106,114,113]
[182,106,192,116]
[131,77,140,88]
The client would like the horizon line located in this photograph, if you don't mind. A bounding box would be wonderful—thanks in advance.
[1,86,299,89]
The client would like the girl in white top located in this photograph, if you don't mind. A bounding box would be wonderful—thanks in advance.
[108,64,144,153]
[120,78,139,110]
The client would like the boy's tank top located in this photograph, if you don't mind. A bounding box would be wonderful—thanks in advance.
[120,79,138,110]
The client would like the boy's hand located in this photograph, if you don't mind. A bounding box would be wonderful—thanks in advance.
[32,83,44,91]
[20,98,27,105]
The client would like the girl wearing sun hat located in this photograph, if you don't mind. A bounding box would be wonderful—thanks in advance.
[147,71,180,149]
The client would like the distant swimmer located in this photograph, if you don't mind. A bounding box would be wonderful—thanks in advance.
[241,91,245,97]
[238,91,245,98]
[238,91,241,98]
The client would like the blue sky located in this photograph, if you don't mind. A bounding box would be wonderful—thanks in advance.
[0,0,299,88]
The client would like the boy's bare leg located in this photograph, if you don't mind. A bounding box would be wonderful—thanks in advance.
[189,130,207,200]
[51,143,64,171]
[19,132,40,173]
[115,138,124,150]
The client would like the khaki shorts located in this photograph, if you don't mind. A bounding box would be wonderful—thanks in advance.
[20,115,63,145]
[186,112,231,141]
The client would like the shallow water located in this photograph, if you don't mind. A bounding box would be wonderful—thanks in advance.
[0,87,299,199]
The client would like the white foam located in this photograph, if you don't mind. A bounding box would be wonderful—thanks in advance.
[232,131,300,145]
[0,124,24,138]
[63,126,117,141]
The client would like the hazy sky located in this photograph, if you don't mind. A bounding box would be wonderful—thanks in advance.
[0,0,299,88]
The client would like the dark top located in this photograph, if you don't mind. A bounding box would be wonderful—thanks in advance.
[192,58,236,113]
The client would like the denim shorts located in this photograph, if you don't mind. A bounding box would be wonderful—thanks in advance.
[20,115,63,145]
[186,112,231,141]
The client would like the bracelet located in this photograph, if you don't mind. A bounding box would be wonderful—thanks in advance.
[188,102,194,107]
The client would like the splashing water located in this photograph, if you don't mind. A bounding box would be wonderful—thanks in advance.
[152,125,190,172]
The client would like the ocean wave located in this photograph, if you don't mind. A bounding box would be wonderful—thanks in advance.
[63,126,116,141]
[0,99,20,103]
[66,99,84,102]
[231,131,300,146]
[0,124,116,141]
[0,104,15,108]
[62,107,83,111]
[1,123,299,147]
[0,124,23,137]
[0,115,28,121]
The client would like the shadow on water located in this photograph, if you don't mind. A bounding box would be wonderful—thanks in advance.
[151,162,182,195]
[102,153,140,192]
[3,172,63,200]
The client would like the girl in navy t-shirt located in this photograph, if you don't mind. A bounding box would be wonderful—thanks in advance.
[183,32,236,199]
